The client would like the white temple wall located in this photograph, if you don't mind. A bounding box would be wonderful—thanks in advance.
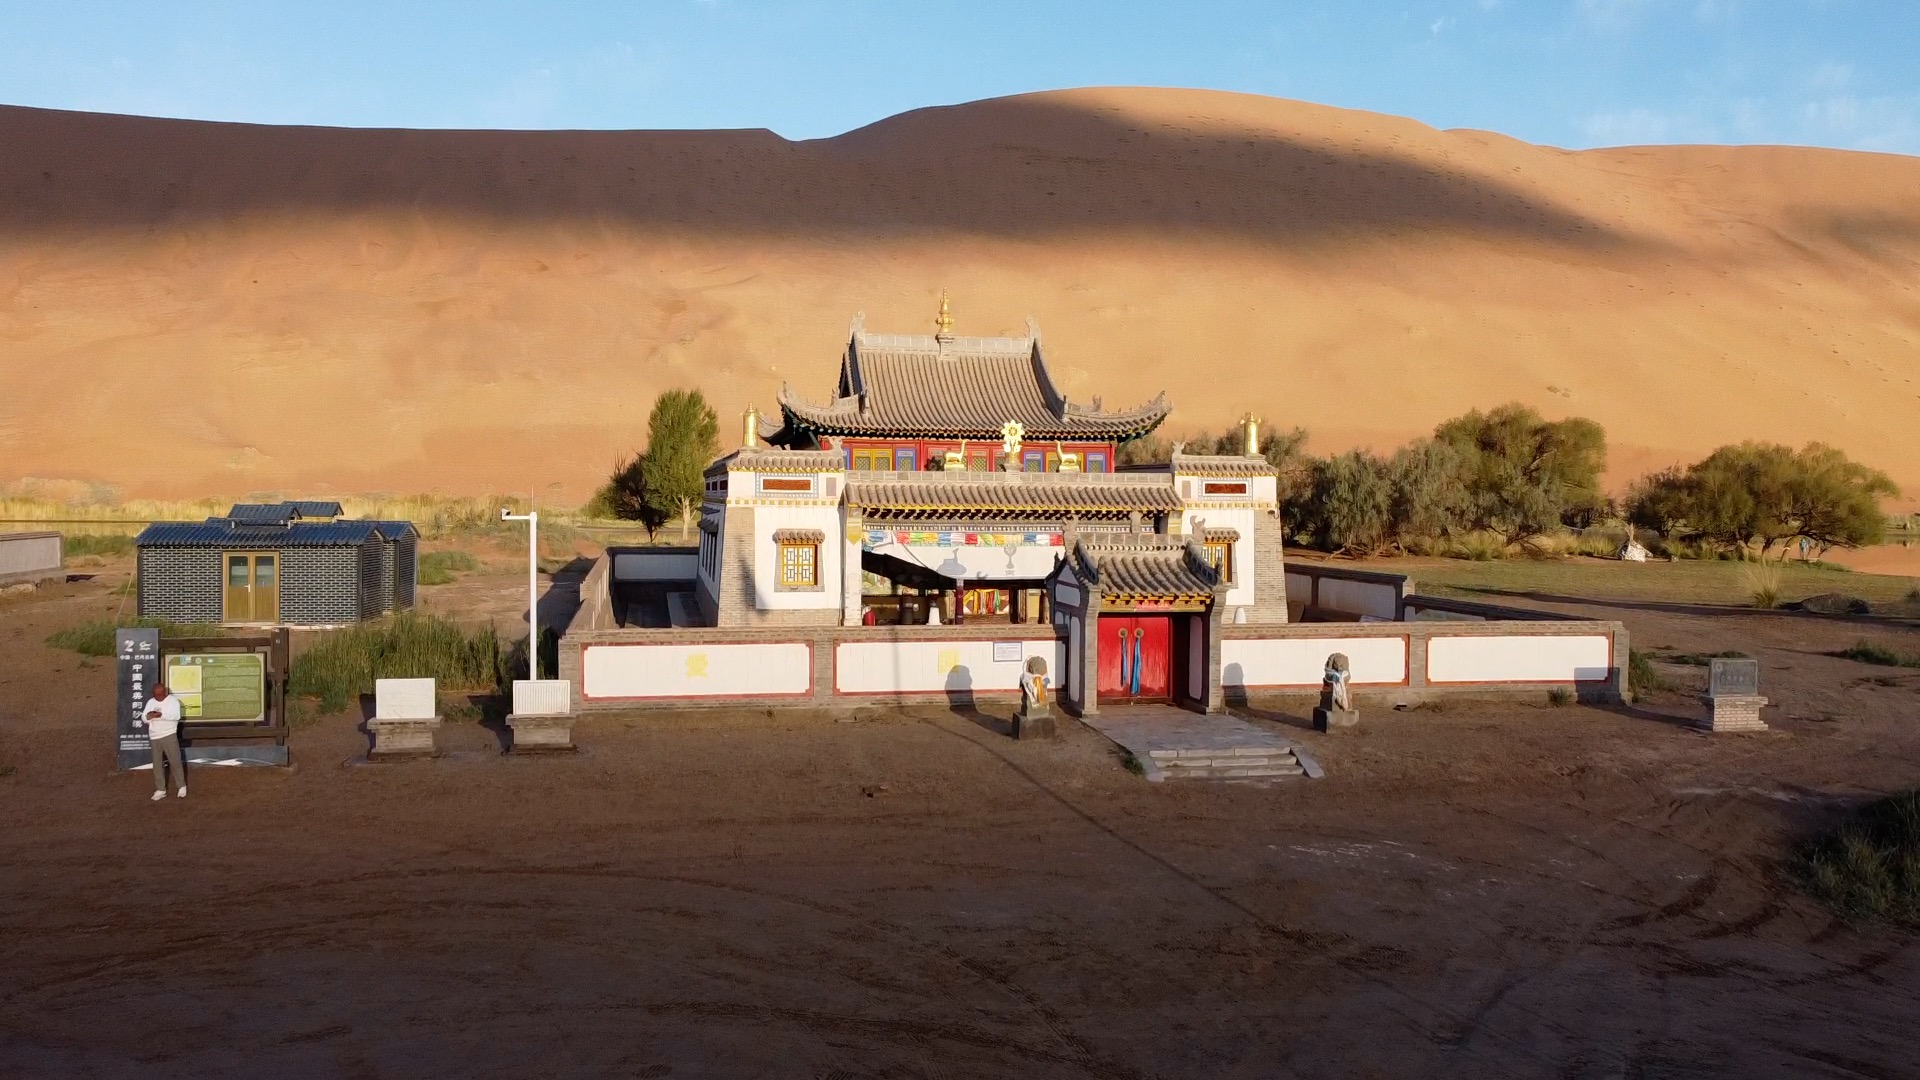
[751,504,844,611]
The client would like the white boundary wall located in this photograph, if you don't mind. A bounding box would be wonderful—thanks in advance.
[583,642,812,700]
[0,532,61,578]
[1428,634,1614,684]
[836,639,1063,695]
[1315,577,1400,620]
[1222,637,1410,688]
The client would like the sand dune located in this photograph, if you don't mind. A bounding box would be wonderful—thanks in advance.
[1,86,1917,504]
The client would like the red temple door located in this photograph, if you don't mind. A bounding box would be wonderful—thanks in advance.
[1096,615,1172,702]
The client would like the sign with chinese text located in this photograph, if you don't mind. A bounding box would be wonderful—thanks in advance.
[165,652,267,722]
[115,628,162,769]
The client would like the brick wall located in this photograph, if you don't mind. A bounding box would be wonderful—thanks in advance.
[280,548,363,624]
[712,503,837,628]
[359,541,382,619]
[1244,510,1289,624]
[392,536,417,611]
[137,548,222,622]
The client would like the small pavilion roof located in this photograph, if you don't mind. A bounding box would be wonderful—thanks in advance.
[846,473,1182,517]
[1068,536,1223,599]
[776,314,1169,442]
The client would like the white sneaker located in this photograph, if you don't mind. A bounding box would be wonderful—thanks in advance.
[176,787,187,799]
[152,790,168,801]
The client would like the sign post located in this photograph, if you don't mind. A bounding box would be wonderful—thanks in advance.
[115,627,162,770]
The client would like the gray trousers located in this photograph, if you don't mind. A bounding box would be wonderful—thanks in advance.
[150,733,185,791]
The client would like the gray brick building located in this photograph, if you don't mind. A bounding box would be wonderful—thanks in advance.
[135,502,418,626]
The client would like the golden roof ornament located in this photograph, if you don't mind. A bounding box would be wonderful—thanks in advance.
[1242,413,1262,457]
[935,289,955,340]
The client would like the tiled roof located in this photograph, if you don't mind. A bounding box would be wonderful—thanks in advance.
[706,447,847,477]
[847,475,1182,515]
[1199,527,1241,542]
[225,503,298,525]
[1071,539,1223,598]
[772,529,826,544]
[1167,451,1278,478]
[368,521,418,540]
[137,520,384,548]
[777,318,1170,440]
[223,500,348,523]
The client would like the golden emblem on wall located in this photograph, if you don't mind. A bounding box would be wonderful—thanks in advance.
[1000,421,1025,457]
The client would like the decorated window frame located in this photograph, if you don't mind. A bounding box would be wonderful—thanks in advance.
[777,539,820,590]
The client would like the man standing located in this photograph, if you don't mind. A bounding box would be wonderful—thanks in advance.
[143,683,185,801]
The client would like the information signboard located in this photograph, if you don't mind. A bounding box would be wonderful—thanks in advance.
[165,652,266,722]
[115,627,162,769]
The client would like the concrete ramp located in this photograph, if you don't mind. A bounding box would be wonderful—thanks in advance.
[1079,706,1319,783]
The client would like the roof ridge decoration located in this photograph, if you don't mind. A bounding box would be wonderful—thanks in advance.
[778,310,1172,442]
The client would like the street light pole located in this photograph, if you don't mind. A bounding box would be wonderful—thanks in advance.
[500,507,540,681]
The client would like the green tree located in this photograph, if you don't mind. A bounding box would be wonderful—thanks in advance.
[1623,466,1691,539]
[1303,451,1396,554]
[1784,443,1896,556]
[638,389,720,542]
[597,453,654,532]
[1434,404,1608,545]
[1388,438,1473,546]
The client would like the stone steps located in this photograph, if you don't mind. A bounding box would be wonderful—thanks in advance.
[1149,746,1306,781]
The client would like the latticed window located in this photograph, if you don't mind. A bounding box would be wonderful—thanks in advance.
[1204,540,1234,582]
[779,542,817,588]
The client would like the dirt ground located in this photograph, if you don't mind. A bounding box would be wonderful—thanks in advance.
[3,562,1919,1078]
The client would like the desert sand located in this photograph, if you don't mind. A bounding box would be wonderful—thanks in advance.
[1,86,1917,502]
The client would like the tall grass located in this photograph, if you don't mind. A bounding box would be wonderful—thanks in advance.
[1627,649,1668,696]
[289,614,503,713]
[46,617,226,657]
[1740,557,1785,609]
[1796,791,1920,927]
[61,534,136,557]
[0,487,591,542]
[417,550,481,585]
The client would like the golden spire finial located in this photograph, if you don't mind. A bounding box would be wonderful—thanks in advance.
[936,289,954,337]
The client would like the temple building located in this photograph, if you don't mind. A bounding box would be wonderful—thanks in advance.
[681,297,1288,706]
[561,296,1628,716]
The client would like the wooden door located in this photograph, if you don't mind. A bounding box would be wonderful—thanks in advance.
[1097,616,1173,702]
[224,553,252,622]
[223,552,279,623]
[252,554,278,623]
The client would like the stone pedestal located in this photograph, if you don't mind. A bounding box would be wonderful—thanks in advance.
[507,713,577,753]
[507,679,576,754]
[1698,694,1768,733]
[370,677,441,758]
[1313,707,1359,732]
[1013,707,1056,741]
[367,717,442,758]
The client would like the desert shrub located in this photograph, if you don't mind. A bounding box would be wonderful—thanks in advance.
[1740,558,1784,609]
[1908,580,1920,604]
[1546,686,1575,707]
[46,617,224,657]
[1663,650,1749,666]
[1795,791,1920,927]
[62,534,135,558]
[1627,649,1667,696]
[1387,438,1473,546]
[1831,641,1920,669]
[1570,527,1628,558]
[1447,531,1509,561]
[290,614,502,713]
[417,550,480,586]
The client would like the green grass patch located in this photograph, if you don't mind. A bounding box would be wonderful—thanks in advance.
[1796,791,1920,928]
[46,617,226,657]
[1830,640,1920,669]
[290,613,503,713]
[417,549,481,586]
[1375,555,1918,608]
[62,534,135,558]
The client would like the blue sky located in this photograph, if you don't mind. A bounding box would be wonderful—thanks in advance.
[2,1,1916,154]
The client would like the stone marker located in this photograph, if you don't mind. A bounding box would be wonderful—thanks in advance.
[369,678,441,758]
[1013,655,1056,740]
[1313,652,1358,732]
[507,679,577,753]
[1700,657,1767,733]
